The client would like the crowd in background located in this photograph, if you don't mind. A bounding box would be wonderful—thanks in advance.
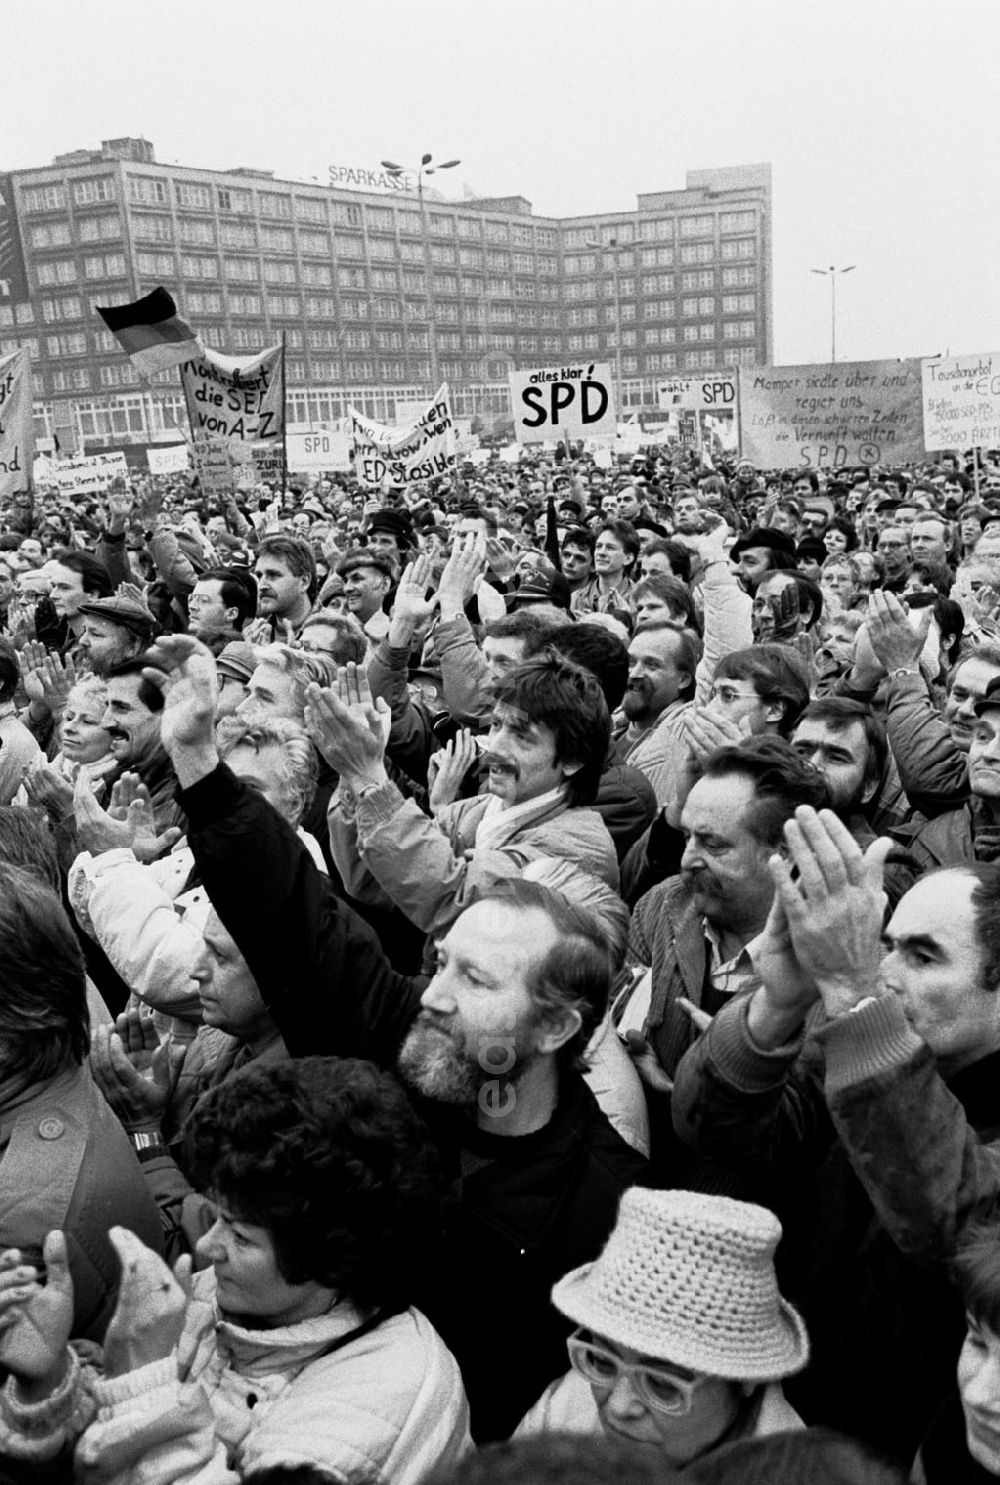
[0,439,1000,1482]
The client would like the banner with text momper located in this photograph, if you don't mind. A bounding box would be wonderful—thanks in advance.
[737,359,924,469]
[0,348,33,500]
[509,362,616,442]
[921,352,1000,452]
[350,384,456,486]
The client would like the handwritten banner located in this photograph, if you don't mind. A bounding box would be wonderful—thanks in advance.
[48,449,128,495]
[921,352,1000,452]
[287,430,353,472]
[0,347,33,500]
[181,344,283,444]
[737,359,924,469]
[350,384,456,486]
[508,362,615,441]
[657,372,737,412]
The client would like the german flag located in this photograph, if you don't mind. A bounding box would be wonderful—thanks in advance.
[96,287,201,376]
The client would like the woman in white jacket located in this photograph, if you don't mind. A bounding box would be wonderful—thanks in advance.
[0,1058,470,1484]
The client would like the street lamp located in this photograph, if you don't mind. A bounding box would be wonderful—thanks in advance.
[810,264,856,362]
[381,152,461,395]
[586,236,623,420]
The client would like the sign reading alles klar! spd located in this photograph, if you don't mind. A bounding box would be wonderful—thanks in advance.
[509,362,616,442]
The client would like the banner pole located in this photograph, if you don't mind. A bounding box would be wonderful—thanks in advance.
[974,445,982,501]
[281,332,288,495]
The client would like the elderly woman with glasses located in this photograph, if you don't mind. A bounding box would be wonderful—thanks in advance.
[516,1188,809,1470]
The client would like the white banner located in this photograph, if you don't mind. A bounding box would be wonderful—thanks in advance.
[0,348,34,501]
[657,372,737,412]
[350,384,456,486]
[146,444,190,475]
[508,362,615,442]
[182,344,283,443]
[922,352,1000,452]
[49,450,129,494]
[287,429,353,472]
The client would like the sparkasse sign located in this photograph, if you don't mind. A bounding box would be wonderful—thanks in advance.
[328,164,416,192]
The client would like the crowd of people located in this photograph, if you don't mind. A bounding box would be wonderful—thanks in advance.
[1,441,1000,1482]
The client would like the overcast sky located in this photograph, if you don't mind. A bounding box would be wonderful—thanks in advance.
[5,0,999,367]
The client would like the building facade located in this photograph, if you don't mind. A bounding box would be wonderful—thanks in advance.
[0,139,772,452]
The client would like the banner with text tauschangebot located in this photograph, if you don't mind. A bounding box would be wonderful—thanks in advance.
[182,344,284,493]
[350,384,456,486]
[737,359,924,469]
[0,348,33,501]
[921,352,1000,452]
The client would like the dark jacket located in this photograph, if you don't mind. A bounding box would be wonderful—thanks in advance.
[181,764,649,1441]
[671,993,1000,1463]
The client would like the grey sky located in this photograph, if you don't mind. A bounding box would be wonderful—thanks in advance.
[5,0,999,366]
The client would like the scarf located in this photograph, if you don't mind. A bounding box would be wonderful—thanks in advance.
[474,785,567,854]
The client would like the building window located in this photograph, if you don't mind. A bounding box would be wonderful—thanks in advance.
[23,184,67,211]
[217,187,251,214]
[263,260,296,285]
[46,333,86,356]
[298,230,330,255]
[228,294,262,316]
[368,237,397,261]
[219,223,256,249]
[646,353,678,371]
[130,177,168,207]
[331,201,362,228]
[304,296,336,318]
[72,179,116,206]
[268,295,302,318]
[720,210,755,232]
[300,263,332,287]
[680,215,714,238]
[259,193,293,219]
[722,266,756,288]
[721,239,756,261]
[223,257,260,282]
[185,291,223,314]
[82,253,126,279]
[178,219,214,246]
[175,182,212,209]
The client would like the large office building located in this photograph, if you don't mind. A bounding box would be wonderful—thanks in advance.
[0,138,772,452]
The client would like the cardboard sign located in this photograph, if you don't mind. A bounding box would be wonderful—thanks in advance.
[657,373,737,412]
[0,348,33,500]
[737,359,924,469]
[509,363,616,442]
[350,384,456,486]
[49,450,129,494]
[922,352,1000,451]
[287,430,353,472]
[181,344,283,444]
[146,444,190,475]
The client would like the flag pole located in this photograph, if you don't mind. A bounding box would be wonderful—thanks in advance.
[281,331,288,495]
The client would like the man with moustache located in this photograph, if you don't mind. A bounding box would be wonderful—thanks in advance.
[130,635,648,1441]
[324,653,619,935]
[617,621,699,804]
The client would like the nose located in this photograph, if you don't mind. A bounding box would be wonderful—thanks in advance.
[681,837,704,873]
[195,1217,227,1266]
[603,1372,646,1421]
[420,969,456,1015]
[191,942,212,986]
[100,706,114,730]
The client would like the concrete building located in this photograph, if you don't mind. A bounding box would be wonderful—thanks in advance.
[0,139,772,452]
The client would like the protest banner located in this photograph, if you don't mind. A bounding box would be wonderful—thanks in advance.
[190,437,236,498]
[657,372,737,412]
[737,359,924,469]
[921,352,1000,452]
[49,450,128,495]
[0,348,33,501]
[287,430,353,473]
[350,384,456,486]
[146,444,189,475]
[508,362,616,442]
[181,344,283,444]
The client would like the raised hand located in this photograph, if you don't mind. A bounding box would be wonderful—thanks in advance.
[21,763,75,822]
[427,729,479,813]
[105,483,134,535]
[437,532,487,617]
[304,662,390,789]
[90,1008,186,1132]
[769,806,893,1018]
[139,635,219,760]
[102,1228,192,1380]
[866,590,930,674]
[0,1231,74,1390]
[391,554,439,631]
[107,773,183,861]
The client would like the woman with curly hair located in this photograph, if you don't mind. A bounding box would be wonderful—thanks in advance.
[0,1057,470,1484]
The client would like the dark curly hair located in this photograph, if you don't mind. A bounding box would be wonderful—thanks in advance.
[181,1058,441,1315]
[491,652,610,807]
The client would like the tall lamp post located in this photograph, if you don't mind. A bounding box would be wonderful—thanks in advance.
[587,235,623,418]
[381,152,460,395]
[810,264,856,362]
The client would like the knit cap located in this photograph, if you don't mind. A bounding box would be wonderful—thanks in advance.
[552,1188,809,1381]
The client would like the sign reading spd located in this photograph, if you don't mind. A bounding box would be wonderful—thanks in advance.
[509,362,616,442]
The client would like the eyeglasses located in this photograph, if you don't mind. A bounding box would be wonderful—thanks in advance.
[708,684,759,705]
[567,1330,711,1416]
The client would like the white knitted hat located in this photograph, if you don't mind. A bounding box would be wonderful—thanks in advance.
[551,1188,810,1382]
